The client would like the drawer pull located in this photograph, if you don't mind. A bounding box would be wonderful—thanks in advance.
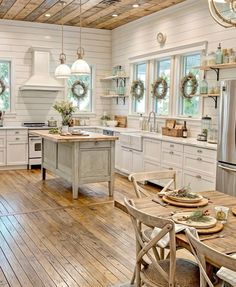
[168,167,173,170]
[15,137,20,140]
[15,131,19,134]
[197,150,203,153]
[169,151,174,155]
[196,175,202,179]
[170,144,174,148]
[197,157,202,161]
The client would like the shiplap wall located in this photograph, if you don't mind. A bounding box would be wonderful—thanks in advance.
[110,0,236,136]
[0,19,112,126]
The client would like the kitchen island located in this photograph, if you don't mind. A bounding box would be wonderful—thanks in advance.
[32,130,118,199]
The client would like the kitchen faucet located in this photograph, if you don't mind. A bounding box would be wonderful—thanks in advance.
[147,111,157,132]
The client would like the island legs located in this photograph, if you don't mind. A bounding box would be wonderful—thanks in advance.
[42,167,46,180]
[108,179,114,197]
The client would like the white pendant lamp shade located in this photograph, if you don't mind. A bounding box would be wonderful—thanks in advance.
[71,50,90,75]
[55,54,71,78]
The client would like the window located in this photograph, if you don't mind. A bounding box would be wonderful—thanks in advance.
[179,53,200,117]
[154,58,171,116]
[132,62,147,114]
[67,70,92,112]
[0,60,11,111]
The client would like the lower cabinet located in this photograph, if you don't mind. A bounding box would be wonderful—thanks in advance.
[183,170,215,192]
[7,142,28,165]
[120,147,143,174]
[0,148,6,166]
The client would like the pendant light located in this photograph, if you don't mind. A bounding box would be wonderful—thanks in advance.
[71,0,90,75]
[55,0,71,78]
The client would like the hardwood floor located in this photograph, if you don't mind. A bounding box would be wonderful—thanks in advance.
[0,169,158,287]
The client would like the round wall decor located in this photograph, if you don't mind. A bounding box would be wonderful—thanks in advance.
[157,32,166,44]
[71,80,88,100]
[0,79,6,96]
[152,77,168,99]
[180,73,198,99]
[130,79,144,101]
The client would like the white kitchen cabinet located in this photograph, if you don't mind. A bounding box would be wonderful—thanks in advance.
[6,130,28,166]
[143,138,161,163]
[120,147,143,174]
[160,164,183,189]
[115,133,122,170]
[183,170,215,192]
[0,148,6,166]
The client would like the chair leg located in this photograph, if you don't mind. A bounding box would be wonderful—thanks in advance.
[131,267,136,284]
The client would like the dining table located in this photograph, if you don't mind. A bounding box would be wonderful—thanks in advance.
[132,190,236,268]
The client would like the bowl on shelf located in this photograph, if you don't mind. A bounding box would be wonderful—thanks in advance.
[106,120,118,127]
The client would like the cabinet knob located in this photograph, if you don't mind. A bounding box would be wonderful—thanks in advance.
[168,167,173,170]
[15,131,19,134]
[196,175,202,179]
[169,151,174,155]
[197,157,202,161]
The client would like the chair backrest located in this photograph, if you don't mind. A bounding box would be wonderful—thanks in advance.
[124,197,177,287]
[185,229,236,287]
[128,170,177,198]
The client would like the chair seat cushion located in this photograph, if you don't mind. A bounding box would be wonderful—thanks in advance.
[141,258,200,287]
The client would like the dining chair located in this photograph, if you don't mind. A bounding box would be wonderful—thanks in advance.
[124,198,200,287]
[185,229,236,287]
[128,170,177,199]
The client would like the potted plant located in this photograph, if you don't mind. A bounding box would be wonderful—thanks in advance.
[53,101,75,133]
[100,112,111,126]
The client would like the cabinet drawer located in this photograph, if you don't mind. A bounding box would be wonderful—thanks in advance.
[161,149,183,168]
[0,136,6,148]
[183,170,215,192]
[143,138,161,163]
[162,141,183,152]
[7,135,28,142]
[184,145,216,159]
[0,130,6,136]
[79,141,111,149]
[183,154,216,177]
[7,129,28,136]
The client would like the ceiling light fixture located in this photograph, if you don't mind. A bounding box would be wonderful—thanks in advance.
[208,0,236,27]
[45,13,51,17]
[71,0,90,75]
[55,0,71,78]
[132,2,140,8]
[112,13,118,17]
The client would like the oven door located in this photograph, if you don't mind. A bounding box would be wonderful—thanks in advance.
[29,136,42,158]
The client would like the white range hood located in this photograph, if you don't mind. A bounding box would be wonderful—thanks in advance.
[20,47,64,91]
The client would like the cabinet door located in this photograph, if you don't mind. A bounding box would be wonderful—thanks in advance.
[0,148,6,166]
[161,149,183,168]
[120,147,132,174]
[183,170,215,192]
[7,142,28,165]
[132,150,143,173]
[143,138,161,163]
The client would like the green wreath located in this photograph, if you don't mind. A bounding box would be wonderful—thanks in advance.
[0,79,6,96]
[71,80,88,101]
[130,79,144,102]
[152,77,168,99]
[180,72,198,99]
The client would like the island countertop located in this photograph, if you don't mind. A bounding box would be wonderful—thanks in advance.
[31,130,118,142]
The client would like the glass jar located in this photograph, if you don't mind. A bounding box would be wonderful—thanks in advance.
[223,49,229,64]
[229,49,235,63]
[208,52,216,66]
[207,128,218,144]
[201,115,212,138]
[200,79,208,94]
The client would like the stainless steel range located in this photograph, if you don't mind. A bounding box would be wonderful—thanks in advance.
[23,122,50,168]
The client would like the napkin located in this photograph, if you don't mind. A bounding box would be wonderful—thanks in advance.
[150,224,197,248]
[216,253,236,286]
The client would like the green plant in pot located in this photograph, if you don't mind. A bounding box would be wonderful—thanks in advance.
[53,101,75,133]
[100,113,111,126]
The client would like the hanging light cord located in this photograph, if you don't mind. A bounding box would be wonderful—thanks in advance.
[60,0,66,63]
[77,0,84,59]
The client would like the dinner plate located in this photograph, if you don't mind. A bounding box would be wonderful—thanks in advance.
[172,212,217,229]
[162,196,208,207]
[166,192,203,203]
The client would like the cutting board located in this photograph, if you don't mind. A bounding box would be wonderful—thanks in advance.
[163,195,208,207]
[114,115,127,128]
[197,222,224,234]
[232,207,236,216]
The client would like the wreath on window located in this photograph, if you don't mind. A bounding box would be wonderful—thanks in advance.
[152,77,168,99]
[130,79,144,102]
[71,80,88,101]
[0,79,6,96]
[180,72,198,99]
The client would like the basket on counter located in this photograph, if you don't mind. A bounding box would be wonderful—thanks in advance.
[162,127,183,137]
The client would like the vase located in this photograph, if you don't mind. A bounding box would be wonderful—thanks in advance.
[61,125,69,133]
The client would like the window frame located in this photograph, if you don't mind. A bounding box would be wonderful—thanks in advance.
[65,64,96,117]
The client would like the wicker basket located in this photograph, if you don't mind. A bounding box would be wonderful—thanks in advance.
[162,127,183,137]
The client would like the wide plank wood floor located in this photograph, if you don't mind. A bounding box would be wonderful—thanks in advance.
[0,169,159,287]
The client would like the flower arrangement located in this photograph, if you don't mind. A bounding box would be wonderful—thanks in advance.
[53,101,75,126]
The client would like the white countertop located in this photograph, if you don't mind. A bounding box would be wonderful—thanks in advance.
[0,126,28,130]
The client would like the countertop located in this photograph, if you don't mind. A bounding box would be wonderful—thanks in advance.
[0,126,28,130]
[31,130,118,142]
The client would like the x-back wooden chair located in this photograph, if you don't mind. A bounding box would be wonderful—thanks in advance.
[124,198,200,287]
[186,229,236,287]
[128,170,177,199]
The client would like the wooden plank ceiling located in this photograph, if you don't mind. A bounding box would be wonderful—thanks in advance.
[0,0,186,30]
